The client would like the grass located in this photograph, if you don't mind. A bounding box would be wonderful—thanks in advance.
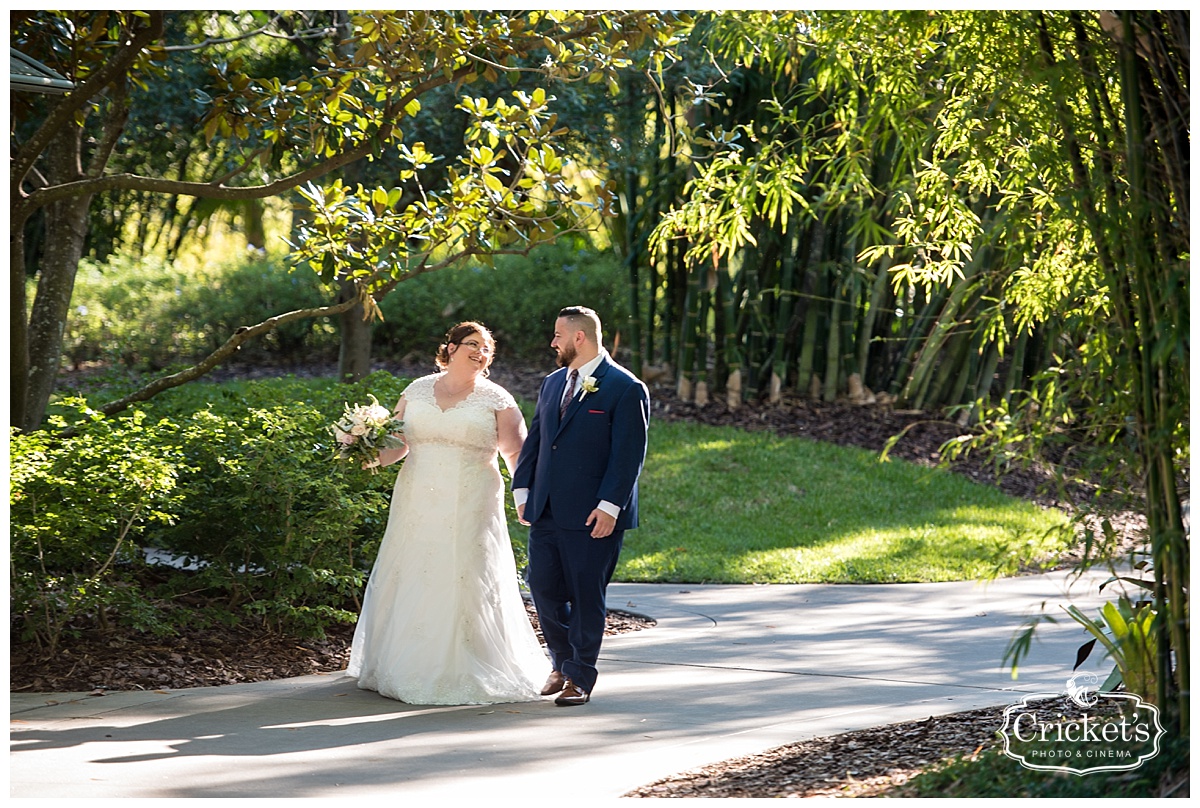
[619,420,1068,583]
[53,374,1069,585]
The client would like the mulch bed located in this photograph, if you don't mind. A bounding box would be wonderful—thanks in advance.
[625,695,1187,798]
[9,602,653,694]
[626,702,1006,798]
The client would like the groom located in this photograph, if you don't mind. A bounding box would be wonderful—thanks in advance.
[513,306,650,706]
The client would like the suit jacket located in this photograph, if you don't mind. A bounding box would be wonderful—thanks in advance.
[512,354,650,532]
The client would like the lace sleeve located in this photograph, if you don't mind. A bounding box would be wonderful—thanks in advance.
[401,374,438,405]
[479,379,518,411]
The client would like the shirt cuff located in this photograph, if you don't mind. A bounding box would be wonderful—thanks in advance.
[513,488,529,508]
[597,500,621,519]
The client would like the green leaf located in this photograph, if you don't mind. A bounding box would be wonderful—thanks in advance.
[320,252,337,284]
[483,173,505,194]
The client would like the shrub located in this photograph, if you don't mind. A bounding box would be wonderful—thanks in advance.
[11,373,415,647]
[375,240,628,362]
[146,397,398,636]
[62,239,627,373]
[185,254,338,361]
[10,405,188,652]
[62,252,335,371]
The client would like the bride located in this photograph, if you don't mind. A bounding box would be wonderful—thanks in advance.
[347,321,548,704]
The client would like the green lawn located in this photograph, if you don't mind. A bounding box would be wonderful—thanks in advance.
[617,420,1067,583]
[65,374,1067,586]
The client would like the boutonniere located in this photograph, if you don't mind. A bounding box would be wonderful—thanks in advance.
[579,376,600,401]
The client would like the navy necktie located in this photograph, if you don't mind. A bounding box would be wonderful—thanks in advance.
[560,368,579,419]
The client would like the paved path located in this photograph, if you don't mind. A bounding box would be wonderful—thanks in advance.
[10,571,1119,799]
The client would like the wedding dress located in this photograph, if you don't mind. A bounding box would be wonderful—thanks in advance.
[347,373,547,704]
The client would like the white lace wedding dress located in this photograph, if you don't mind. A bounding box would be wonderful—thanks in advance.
[347,374,547,704]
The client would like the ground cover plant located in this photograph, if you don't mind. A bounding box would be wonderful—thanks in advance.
[895,727,1186,798]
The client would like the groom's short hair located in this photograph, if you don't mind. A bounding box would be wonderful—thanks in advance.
[558,306,601,344]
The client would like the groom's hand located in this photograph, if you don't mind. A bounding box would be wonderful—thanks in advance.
[586,509,616,539]
[517,503,530,526]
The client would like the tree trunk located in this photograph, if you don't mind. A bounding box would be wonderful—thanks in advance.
[337,278,373,383]
[11,219,31,430]
[242,198,268,251]
[22,126,95,432]
[331,9,372,384]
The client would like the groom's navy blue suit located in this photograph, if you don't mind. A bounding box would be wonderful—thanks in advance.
[513,354,649,693]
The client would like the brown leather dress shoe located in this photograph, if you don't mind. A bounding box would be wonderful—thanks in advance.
[554,679,590,706]
[540,671,566,696]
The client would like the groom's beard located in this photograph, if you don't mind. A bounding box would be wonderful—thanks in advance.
[555,343,577,369]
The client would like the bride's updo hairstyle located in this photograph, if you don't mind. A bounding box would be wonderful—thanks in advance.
[436,321,496,375]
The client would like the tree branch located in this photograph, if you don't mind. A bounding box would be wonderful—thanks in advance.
[85,78,130,180]
[12,12,164,194]
[83,298,363,425]
[20,58,475,214]
[160,14,337,52]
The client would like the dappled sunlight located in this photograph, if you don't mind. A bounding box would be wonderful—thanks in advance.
[626,420,1067,583]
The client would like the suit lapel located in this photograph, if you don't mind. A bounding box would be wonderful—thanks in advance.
[556,358,610,433]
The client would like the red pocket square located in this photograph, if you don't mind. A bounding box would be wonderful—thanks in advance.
[588,409,605,414]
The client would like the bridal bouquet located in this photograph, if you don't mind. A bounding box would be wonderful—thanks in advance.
[329,395,405,471]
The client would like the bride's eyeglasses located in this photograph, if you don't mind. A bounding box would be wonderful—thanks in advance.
[457,339,493,356]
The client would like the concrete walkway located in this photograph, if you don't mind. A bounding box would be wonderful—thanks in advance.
[11,570,1119,799]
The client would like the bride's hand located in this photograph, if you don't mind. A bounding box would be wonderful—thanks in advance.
[362,458,381,470]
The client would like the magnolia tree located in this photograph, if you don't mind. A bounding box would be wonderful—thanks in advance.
[11,10,693,431]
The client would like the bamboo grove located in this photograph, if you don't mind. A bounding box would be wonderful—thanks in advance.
[616,11,1189,733]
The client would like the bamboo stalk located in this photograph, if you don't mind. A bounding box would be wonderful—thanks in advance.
[855,255,893,387]
[1001,328,1030,408]
[900,271,982,406]
[793,218,827,396]
[964,337,1002,424]
[768,221,800,402]
[887,284,944,397]
[675,257,702,401]
[822,271,843,403]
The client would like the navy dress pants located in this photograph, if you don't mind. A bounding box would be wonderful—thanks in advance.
[527,511,623,694]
